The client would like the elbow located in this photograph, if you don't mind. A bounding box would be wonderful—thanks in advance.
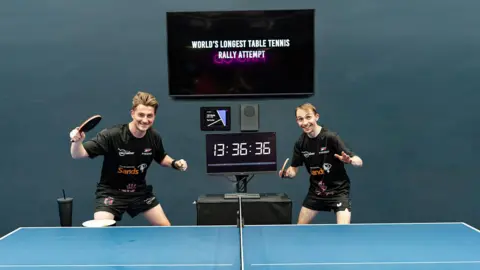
[71,151,88,159]
[71,153,82,159]
[70,144,89,159]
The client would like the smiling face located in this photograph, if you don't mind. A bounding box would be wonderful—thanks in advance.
[131,104,156,132]
[295,103,319,135]
[129,91,159,134]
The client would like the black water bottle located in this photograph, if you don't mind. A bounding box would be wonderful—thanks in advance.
[57,197,73,226]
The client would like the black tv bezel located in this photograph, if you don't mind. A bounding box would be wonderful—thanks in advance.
[165,8,316,99]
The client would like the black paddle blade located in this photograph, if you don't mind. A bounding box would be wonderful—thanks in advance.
[79,115,102,132]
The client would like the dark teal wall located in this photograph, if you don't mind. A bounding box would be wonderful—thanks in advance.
[1,0,479,235]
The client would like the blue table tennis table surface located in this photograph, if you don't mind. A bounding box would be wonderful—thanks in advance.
[0,222,479,270]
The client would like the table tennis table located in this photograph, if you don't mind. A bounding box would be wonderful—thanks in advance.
[0,221,479,270]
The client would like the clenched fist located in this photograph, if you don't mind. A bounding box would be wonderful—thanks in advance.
[174,159,188,171]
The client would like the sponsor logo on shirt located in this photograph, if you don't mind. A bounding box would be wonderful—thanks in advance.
[142,148,152,156]
[117,163,148,175]
[319,146,330,154]
[302,151,315,158]
[118,148,134,156]
[117,166,139,175]
[310,167,325,176]
[120,183,137,193]
[138,163,148,173]
[316,180,334,197]
[310,163,332,176]
[323,163,332,173]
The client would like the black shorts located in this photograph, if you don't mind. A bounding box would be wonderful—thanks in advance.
[94,184,159,221]
[302,192,351,213]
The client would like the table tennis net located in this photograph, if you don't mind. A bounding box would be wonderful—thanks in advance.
[237,197,245,270]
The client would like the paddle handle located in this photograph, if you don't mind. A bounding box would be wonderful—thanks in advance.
[281,158,289,178]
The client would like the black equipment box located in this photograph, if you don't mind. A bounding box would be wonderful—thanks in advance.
[195,193,292,225]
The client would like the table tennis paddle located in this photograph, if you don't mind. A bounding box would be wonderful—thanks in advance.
[70,115,102,142]
[78,115,102,132]
[280,158,289,178]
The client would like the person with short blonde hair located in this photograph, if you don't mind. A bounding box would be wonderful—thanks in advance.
[279,103,363,224]
[69,91,188,226]
[132,91,159,113]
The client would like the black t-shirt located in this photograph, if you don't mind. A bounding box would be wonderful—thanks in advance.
[82,124,167,192]
[290,126,355,198]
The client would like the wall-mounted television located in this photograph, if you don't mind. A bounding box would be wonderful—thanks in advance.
[166,9,315,98]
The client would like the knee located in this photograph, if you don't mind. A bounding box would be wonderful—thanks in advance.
[297,217,311,225]
[336,208,351,224]
[297,207,318,224]
[297,220,310,225]
[94,211,115,220]
[337,216,350,224]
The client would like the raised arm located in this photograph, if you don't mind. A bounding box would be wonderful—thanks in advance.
[70,128,110,159]
[331,133,363,167]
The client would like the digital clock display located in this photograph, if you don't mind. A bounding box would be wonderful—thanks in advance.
[205,132,277,174]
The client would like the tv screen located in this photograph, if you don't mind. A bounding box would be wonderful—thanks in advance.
[166,9,315,97]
